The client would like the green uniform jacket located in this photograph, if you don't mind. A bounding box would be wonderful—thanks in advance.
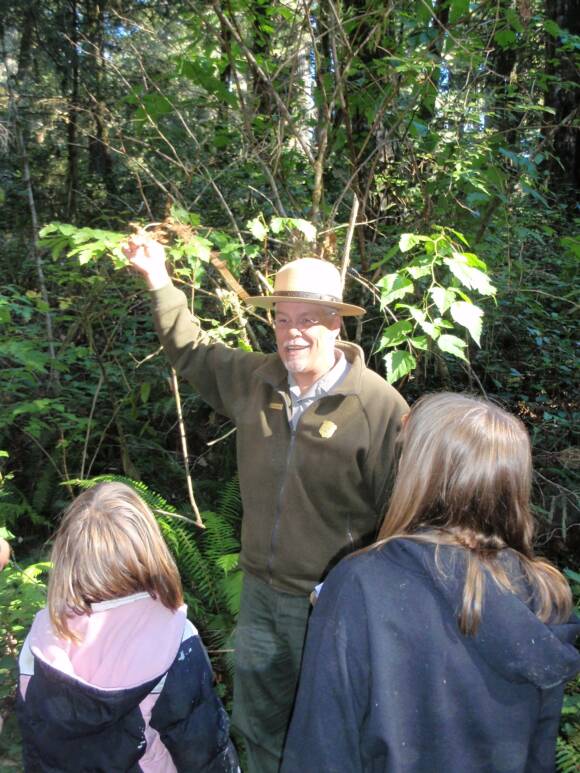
[151,283,408,596]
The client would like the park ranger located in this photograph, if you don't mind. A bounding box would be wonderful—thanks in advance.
[124,236,408,773]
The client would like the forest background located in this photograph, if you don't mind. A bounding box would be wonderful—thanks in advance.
[0,0,578,769]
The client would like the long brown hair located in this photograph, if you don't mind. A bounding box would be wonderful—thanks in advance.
[48,482,183,640]
[376,393,571,634]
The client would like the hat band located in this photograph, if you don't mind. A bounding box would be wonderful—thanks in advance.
[275,290,342,303]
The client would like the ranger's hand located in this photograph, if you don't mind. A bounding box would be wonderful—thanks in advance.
[122,234,171,290]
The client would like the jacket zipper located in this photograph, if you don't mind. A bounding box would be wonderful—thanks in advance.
[267,424,297,583]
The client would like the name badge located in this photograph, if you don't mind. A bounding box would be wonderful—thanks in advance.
[319,420,337,439]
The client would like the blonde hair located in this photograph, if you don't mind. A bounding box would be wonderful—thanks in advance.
[376,393,571,634]
[48,482,183,640]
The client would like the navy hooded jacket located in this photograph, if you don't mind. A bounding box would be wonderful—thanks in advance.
[282,539,580,773]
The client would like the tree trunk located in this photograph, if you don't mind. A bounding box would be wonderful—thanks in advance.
[544,0,580,193]
[84,0,115,193]
[66,0,80,220]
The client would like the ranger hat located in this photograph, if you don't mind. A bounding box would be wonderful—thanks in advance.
[246,258,365,317]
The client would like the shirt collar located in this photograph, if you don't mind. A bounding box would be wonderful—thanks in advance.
[288,349,349,402]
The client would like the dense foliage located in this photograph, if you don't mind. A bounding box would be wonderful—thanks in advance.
[0,0,578,768]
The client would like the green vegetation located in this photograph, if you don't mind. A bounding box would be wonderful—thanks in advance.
[0,0,578,769]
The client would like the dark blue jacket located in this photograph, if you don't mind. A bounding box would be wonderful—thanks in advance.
[282,539,580,773]
[17,595,239,772]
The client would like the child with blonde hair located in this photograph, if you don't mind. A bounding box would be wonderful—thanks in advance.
[18,482,238,772]
[283,393,580,773]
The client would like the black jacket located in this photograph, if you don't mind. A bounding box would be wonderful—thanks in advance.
[17,595,239,772]
[282,539,580,773]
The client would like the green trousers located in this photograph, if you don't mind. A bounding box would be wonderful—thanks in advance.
[232,573,311,773]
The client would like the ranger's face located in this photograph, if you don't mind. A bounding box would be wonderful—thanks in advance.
[274,302,340,388]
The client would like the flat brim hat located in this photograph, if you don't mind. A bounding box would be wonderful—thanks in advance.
[246,258,366,317]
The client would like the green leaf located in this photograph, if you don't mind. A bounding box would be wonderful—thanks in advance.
[409,335,429,351]
[221,570,243,615]
[184,235,212,263]
[446,228,470,247]
[0,299,11,324]
[444,256,496,296]
[410,119,428,137]
[22,562,51,581]
[376,320,413,351]
[466,191,490,207]
[39,222,75,238]
[270,217,284,235]
[521,184,549,208]
[437,334,468,361]
[450,301,483,345]
[48,236,71,260]
[216,553,240,574]
[405,307,440,339]
[494,29,516,47]
[170,205,201,227]
[384,350,416,384]
[140,383,151,404]
[269,217,317,241]
[452,251,487,270]
[77,249,94,265]
[399,233,429,253]
[430,287,455,314]
[135,93,173,121]
[291,219,317,242]
[505,7,524,33]
[1,341,50,372]
[449,0,469,24]
[561,236,580,259]
[247,217,268,241]
[544,19,562,38]
[406,263,432,280]
[376,273,414,307]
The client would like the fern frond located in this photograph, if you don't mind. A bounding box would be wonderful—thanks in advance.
[0,488,50,528]
[65,475,177,514]
[216,553,240,574]
[203,510,241,561]
[184,590,207,626]
[220,571,243,617]
[204,620,237,682]
[160,518,223,614]
[556,736,580,773]
[216,475,242,523]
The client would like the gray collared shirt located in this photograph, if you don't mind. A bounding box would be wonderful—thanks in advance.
[287,350,351,430]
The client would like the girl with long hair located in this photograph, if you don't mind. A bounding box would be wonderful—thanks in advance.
[282,393,580,773]
[17,482,238,773]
